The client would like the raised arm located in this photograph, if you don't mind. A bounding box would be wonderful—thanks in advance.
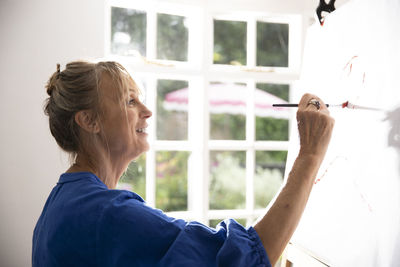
[254,93,335,265]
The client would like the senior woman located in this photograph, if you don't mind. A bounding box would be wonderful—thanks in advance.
[33,61,334,267]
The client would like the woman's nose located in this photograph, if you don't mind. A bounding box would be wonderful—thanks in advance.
[140,104,152,119]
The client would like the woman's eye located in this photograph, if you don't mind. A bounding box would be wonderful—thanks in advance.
[128,98,136,106]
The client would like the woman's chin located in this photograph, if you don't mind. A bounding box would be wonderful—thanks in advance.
[143,142,150,152]
[131,145,149,160]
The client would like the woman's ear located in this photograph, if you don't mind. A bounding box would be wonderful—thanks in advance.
[74,110,100,134]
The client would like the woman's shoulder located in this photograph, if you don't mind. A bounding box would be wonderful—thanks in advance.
[99,188,185,231]
[103,188,146,206]
[59,171,145,203]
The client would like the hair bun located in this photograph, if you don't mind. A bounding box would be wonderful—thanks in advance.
[46,63,61,96]
[46,84,55,96]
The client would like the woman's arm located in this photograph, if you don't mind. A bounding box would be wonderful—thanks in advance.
[254,93,335,265]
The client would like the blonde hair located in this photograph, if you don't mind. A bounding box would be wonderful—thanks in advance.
[44,60,134,162]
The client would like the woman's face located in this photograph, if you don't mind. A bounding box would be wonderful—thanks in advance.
[98,74,152,161]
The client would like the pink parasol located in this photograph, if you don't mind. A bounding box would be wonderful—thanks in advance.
[163,83,290,119]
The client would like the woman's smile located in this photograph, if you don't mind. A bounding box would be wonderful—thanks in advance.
[135,126,148,135]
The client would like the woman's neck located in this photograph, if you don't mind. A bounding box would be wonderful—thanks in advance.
[66,154,127,189]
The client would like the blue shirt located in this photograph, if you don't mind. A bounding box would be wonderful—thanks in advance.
[32,172,271,266]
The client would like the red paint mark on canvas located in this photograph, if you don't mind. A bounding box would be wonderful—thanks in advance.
[359,191,373,212]
[343,55,359,75]
[343,56,367,90]
[314,156,345,184]
[353,180,374,213]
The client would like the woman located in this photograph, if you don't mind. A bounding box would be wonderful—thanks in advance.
[33,60,334,266]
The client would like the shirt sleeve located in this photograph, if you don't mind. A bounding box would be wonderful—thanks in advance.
[96,191,271,267]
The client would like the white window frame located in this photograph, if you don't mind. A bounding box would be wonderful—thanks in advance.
[105,0,303,226]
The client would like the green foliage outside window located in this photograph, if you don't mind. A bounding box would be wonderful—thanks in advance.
[118,151,189,212]
[255,151,287,208]
[119,155,146,199]
[213,20,247,65]
[257,83,289,102]
[209,151,287,211]
[257,22,289,67]
[157,14,188,61]
[256,83,290,141]
[210,114,246,140]
[156,151,189,212]
[209,218,247,228]
[209,151,246,210]
[256,118,289,141]
[119,150,286,212]
[111,7,146,56]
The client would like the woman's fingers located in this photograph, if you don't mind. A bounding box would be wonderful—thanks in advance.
[299,93,329,115]
[296,93,335,159]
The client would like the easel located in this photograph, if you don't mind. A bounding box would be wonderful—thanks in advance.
[280,243,330,267]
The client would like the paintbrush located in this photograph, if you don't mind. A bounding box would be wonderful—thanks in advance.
[273,101,382,111]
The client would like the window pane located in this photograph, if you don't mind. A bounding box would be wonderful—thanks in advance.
[257,83,289,101]
[257,22,289,67]
[254,151,287,209]
[111,7,146,56]
[156,151,189,212]
[157,13,188,61]
[256,117,288,141]
[157,80,188,140]
[213,20,247,65]
[209,82,246,140]
[118,155,146,199]
[255,83,289,141]
[209,218,247,228]
[209,151,246,210]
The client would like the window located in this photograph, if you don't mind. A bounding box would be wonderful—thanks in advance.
[108,0,302,228]
[213,20,247,65]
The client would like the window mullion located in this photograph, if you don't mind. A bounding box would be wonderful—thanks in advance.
[246,80,256,219]
[188,77,209,224]
[187,9,203,66]
[187,6,210,225]
[200,7,214,225]
[288,16,303,72]
[145,78,157,207]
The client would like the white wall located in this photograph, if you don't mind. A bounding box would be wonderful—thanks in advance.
[0,0,105,266]
[0,0,350,266]
[172,0,349,16]
[303,0,350,16]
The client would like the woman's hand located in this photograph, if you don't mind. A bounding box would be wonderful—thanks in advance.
[296,93,335,163]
